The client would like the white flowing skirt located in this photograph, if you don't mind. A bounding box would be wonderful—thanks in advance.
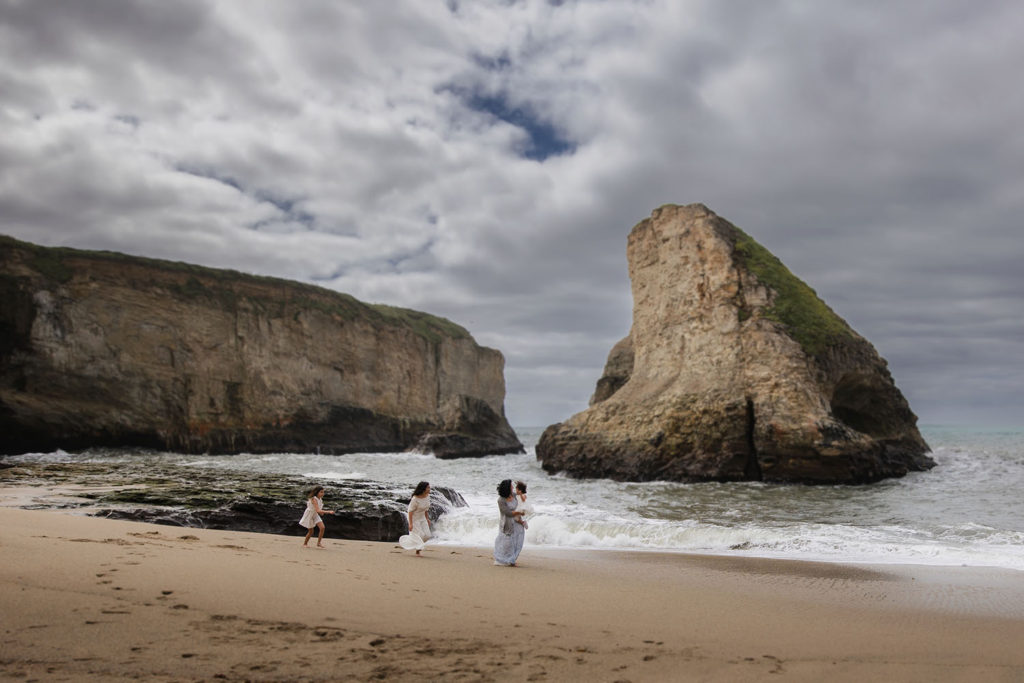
[493,522,525,565]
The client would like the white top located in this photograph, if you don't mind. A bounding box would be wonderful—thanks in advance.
[299,497,323,529]
[517,494,533,517]
[407,495,432,540]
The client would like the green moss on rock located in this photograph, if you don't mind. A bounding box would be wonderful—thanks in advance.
[369,304,470,343]
[731,227,854,356]
[28,253,74,284]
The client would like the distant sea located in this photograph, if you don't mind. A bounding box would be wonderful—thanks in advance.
[7,425,1024,571]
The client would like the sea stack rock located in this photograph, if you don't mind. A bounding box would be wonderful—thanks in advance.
[0,236,523,457]
[536,204,932,484]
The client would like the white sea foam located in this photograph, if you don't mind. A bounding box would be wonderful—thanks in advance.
[311,471,367,481]
[428,507,1024,571]
[5,449,72,463]
[8,426,1024,571]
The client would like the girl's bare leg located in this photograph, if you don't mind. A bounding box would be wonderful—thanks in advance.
[303,527,314,546]
[316,522,326,547]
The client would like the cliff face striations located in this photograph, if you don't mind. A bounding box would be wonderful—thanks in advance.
[0,236,522,457]
[536,204,933,484]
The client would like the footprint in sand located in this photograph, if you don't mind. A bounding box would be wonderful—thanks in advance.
[762,654,785,674]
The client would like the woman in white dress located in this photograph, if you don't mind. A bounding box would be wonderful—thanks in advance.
[403,481,432,556]
[494,479,527,566]
[299,486,333,548]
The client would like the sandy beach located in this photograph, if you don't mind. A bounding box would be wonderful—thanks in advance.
[2,507,1024,682]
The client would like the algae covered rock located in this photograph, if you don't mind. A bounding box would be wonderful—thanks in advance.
[0,457,465,542]
[536,204,933,484]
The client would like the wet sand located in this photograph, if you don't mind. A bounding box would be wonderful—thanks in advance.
[2,506,1024,681]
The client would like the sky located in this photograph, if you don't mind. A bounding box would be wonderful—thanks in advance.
[1,0,1022,429]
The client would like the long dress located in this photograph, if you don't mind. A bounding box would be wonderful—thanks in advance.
[400,495,432,550]
[298,498,322,529]
[493,496,525,566]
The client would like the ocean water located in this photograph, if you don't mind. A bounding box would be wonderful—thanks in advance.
[8,425,1024,571]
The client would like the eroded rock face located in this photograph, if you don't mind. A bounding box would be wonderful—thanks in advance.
[0,236,523,457]
[536,204,932,484]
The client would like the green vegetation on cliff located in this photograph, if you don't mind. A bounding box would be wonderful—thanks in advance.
[731,227,854,356]
[0,234,471,345]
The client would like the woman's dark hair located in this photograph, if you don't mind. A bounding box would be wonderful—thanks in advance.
[307,486,324,499]
[413,481,430,497]
[515,481,527,494]
[497,479,513,498]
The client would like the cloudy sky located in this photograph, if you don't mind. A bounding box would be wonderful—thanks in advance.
[2,0,1022,428]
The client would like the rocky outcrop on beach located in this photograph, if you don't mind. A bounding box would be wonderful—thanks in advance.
[99,485,466,542]
[1,457,465,542]
[536,204,933,484]
[0,236,522,457]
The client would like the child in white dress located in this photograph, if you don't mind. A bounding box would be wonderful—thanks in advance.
[299,486,333,548]
[515,481,532,530]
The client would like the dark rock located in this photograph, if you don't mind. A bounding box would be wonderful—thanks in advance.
[1,458,467,542]
[589,335,634,405]
[413,395,525,458]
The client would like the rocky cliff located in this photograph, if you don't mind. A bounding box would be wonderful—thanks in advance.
[536,204,933,484]
[0,236,523,457]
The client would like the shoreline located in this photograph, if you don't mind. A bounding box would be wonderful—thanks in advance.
[5,477,1023,576]
[3,507,1024,681]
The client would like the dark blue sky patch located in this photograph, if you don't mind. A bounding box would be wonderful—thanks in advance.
[454,87,576,161]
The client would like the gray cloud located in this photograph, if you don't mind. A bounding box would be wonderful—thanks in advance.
[1,0,1021,428]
